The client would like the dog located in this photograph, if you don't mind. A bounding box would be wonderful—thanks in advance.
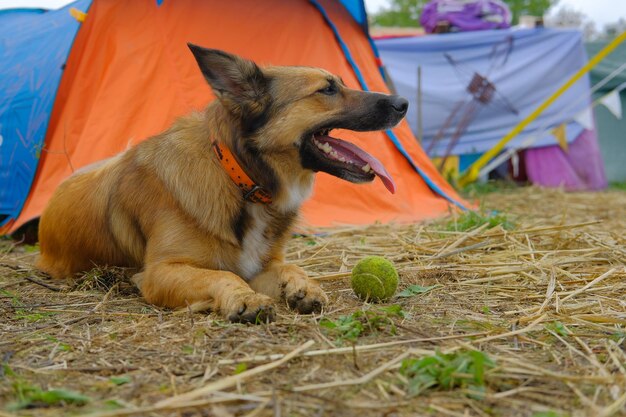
[36,44,408,323]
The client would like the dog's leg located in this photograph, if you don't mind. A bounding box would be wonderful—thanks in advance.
[249,263,327,314]
[135,263,275,323]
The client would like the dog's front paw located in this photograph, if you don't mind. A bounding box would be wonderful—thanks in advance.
[225,292,275,324]
[281,266,328,314]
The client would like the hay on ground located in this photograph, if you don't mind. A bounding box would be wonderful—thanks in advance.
[0,186,625,417]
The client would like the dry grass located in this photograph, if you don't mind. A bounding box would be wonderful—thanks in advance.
[1,186,625,417]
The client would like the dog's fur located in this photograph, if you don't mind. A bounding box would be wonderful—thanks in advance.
[36,45,408,322]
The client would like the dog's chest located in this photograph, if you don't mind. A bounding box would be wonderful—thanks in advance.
[237,205,289,280]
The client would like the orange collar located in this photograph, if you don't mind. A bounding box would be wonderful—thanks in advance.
[212,142,272,204]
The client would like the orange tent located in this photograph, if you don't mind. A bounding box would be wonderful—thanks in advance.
[4,0,467,234]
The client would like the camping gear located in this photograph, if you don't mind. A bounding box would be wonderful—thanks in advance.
[459,30,626,187]
[375,28,608,190]
[0,0,467,234]
[420,0,511,33]
[587,40,626,182]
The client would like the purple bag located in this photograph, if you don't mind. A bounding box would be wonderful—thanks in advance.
[420,0,512,33]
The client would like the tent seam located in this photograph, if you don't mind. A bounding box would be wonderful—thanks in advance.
[307,0,468,211]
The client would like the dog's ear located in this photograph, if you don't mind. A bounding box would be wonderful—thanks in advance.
[188,44,269,119]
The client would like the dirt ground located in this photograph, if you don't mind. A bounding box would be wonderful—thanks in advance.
[1,186,625,417]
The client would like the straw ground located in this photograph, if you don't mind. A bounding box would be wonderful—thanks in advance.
[1,186,625,416]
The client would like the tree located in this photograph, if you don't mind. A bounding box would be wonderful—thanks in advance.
[602,18,626,40]
[505,0,558,25]
[371,0,558,28]
[545,6,597,40]
[371,0,428,27]
[546,5,584,28]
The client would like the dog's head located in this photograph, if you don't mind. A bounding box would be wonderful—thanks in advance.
[188,44,408,194]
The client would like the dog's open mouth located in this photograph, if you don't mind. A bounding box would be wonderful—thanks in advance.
[301,130,396,194]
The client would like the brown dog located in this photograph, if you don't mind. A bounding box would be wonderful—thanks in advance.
[36,44,408,323]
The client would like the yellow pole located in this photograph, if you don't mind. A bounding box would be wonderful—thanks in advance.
[458,30,626,187]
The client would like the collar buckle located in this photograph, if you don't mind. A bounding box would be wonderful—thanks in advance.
[243,185,269,203]
[212,141,272,204]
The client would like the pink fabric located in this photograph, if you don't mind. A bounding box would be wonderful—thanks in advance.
[523,129,607,191]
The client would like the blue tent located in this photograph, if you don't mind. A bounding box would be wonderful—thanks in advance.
[0,0,91,225]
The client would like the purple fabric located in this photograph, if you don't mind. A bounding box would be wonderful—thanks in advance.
[420,0,511,33]
[524,129,608,191]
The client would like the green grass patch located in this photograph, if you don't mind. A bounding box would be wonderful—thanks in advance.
[320,305,406,345]
[544,321,570,337]
[444,210,515,232]
[4,282,59,324]
[45,336,72,352]
[14,309,58,323]
[103,399,126,410]
[109,376,131,386]
[609,181,626,191]
[234,363,248,375]
[400,349,495,397]
[609,331,626,342]
[4,365,90,410]
[22,243,39,253]
[460,180,518,198]
[396,284,439,298]
[0,289,22,306]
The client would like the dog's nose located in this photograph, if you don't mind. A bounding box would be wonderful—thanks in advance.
[390,96,409,115]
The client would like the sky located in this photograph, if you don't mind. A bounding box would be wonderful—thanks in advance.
[1,0,625,27]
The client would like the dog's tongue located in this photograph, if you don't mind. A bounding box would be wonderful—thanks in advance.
[314,135,396,194]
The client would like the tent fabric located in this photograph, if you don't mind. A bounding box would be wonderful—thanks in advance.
[524,129,607,191]
[4,0,467,234]
[310,0,466,210]
[587,40,626,92]
[586,41,626,182]
[375,29,592,156]
[164,0,370,31]
[338,0,369,30]
[0,0,91,226]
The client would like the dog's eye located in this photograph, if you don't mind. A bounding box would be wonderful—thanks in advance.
[317,83,338,96]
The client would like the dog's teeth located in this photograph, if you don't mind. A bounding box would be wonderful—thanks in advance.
[362,163,371,173]
[315,140,341,157]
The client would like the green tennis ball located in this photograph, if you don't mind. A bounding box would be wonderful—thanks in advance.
[351,256,398,302]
